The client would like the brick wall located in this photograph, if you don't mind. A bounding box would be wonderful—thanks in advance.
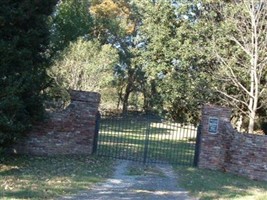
[223,124,267,181]
[198,104,267,182]
[12,90,100,155]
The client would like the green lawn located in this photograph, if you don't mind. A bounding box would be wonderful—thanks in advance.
[97,114,197,165]
[175,166,267,200]
[0,155,114,200]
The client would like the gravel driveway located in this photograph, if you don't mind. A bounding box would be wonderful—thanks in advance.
[60,160,198,200]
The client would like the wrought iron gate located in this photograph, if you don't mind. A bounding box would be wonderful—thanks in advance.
[94,111,201,166]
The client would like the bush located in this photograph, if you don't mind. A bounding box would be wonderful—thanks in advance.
[0,0,57,151]
[0,94,30,152]
[261,122,267,135]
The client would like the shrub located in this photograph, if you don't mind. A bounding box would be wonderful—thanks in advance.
[261,122,267,135]
[0,0,57,152]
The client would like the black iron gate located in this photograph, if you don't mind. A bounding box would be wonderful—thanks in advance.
[94,111,201,166]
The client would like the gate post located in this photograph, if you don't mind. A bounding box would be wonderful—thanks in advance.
[92,111,100,154]
[198,104,231,170]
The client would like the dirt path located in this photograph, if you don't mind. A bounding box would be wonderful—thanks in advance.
[60,161,198,200]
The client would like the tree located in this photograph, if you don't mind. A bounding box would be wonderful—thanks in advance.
[134,0,214,122]
[49,0,93,52]
[0,0,57,150]
[90,0,143,112]
[90,0,136,43]
[49,0,142,112]
[201,0,267,133]
[49,38,119,92]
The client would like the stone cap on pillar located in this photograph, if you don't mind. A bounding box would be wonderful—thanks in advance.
[70,90,101,104]
[202,104,232,123]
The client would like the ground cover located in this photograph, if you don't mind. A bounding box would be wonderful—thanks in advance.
[0,155,114,200]
[175,166,267,200]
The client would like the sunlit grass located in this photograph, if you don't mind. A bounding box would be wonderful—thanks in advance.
[175,166,267,200]
[0,155,114,199]
[97,115,197,165]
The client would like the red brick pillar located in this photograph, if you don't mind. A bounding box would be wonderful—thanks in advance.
[198,104,231,170]
[68,90,101,154]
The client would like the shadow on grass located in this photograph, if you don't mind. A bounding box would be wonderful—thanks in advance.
[97,113,198,166]
[175,166,267,200]
[97,136,196,166]
[0,155,114,199]
[1,190,46,199]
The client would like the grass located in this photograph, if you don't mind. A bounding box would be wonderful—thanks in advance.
[175,166,267,200]
[97,114,197,165]
[127,164,164,177]
[0,155,114,200]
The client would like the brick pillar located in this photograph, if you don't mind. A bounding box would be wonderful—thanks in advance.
[69,90,101,154]
[198,104,231,170]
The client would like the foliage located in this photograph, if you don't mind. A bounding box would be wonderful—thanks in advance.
[175,166,267,200]
[0,0,57,151]
[49,0,138,110]
[0,155,114,199]
[196,0,267,132]
[90,0,143,112]
[261,122,267,135]
[135,0,214,123]
[90,0,137,43]
[49,0,93,52]
[134,0,267,128]
[15,0,265,132]
[49,38,119,92]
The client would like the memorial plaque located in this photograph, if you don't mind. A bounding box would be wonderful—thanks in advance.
[208,117,219,134]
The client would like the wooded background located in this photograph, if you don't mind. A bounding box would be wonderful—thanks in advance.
[1,0,267,151]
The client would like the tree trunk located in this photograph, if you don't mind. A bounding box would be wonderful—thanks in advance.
[122,84,132,113]
[248,110,256,133]
[122,92,130,113]
[248,65,255,133]
[142,90,151,112]
[247,6,259,134]
[116,87,123,109]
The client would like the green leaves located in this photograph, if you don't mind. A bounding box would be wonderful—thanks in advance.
[0,0,57,151]
[49,38,119,92]
[49,0,94,52]
[197,0,267,132]
[133,0,213,122]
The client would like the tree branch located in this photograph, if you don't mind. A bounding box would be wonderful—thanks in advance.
[215,89,250,110]
[216,53,253,98]
[230,36,252,57]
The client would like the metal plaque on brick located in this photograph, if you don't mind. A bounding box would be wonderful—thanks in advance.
[208,117,219,134]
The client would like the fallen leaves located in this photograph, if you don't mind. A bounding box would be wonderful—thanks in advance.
[0,155,114,199]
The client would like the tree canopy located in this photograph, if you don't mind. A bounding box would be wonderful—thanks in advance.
[193,0,267,132]
[39,0,267,131]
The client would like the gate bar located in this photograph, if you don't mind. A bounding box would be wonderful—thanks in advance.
[92,111,100,154]
[143,116,151,164]
[193,124,202,167]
